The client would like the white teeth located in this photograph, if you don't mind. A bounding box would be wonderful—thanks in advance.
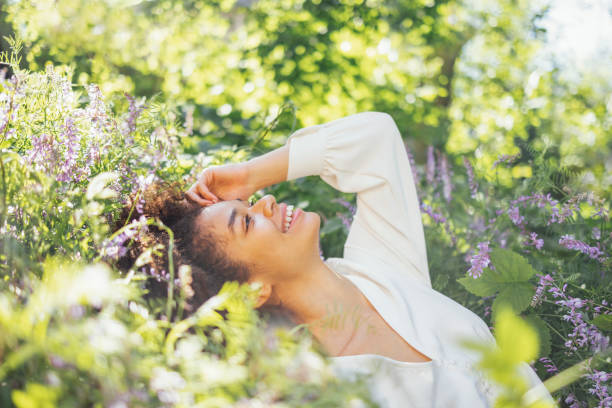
[284,205,295,232]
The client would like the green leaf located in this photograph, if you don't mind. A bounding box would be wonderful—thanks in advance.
[524,314,551,357]
[459,249,539,302]
[593,314,612,332]
[457,268,501,297]
[489,248,537,282]
[492,283,535,316]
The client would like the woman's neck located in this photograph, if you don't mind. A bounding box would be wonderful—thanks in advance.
[273,259,374,354]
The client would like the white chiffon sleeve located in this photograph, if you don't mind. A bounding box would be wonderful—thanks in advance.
[286,111,431,287]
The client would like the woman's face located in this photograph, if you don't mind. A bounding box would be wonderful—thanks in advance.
[195,195,322,282]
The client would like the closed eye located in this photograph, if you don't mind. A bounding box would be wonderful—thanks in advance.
[245,214,252,232]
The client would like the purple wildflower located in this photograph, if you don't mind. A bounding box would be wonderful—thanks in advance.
[438,153,453,203]
[28,132,59,174]
[484,304,491,318]
[592,227,602,240]
[565,393,586,408]
[123,93,145,138]
[468,217,487,234]
[491,153,520,169]
[507,205,525,226]
[559,234,607,262]
[463,156,478,199]
[531,273,554,307]
[426,146,436,185]
[332,198,356,216]
[524,232,544,251]
[420,203,447,224]
[86,84,109,125]
[100,216,148,261]
[332,198,356,230]
[538,357,559,374]
[467,241,492,278]
[337,213,352,230]
[548,282,610,353]
[57,116,82,183]
[586,370,611,408]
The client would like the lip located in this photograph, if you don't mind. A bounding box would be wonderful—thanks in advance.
[280,202,288,233]
[288,208,302,231]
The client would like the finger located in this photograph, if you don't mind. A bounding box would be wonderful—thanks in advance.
[196,183,219,203]
[185,190,210,207]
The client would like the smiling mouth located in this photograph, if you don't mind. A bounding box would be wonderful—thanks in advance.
[283,205,294,233]
[283,205,303,233]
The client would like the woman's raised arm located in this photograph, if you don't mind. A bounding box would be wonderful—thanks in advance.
[186,145,289,206]
[286,112,431,287]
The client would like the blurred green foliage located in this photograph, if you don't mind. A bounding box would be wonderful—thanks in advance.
[3,0,610,198]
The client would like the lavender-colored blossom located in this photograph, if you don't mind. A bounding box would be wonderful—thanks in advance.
[463,156,478,199]
[420,203,447,224]
[538,357,559,374]
[531,273,553,307]
[507,205,525,226]
[565,393,585,408]
[332,198,356,216]
[484,304,491,318]
[511,192,610,227]
[426,146,436,185]
[491,153,520,169]
[123,93,145,138]
[100,216,148,261]
[468,217,487,235]
[57,116,83,183]
[28,132,59,174]
[586,370,611,408]
[438,153,453,203]
[337,213,352,230]
[548,282,610,353]
[592,227,602,240]
[524,232,544,250]
[559,234,607,262]
[86,84,109,125]
[467,241,491,278]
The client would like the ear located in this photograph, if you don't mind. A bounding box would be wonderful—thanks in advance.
[252,281,273,308]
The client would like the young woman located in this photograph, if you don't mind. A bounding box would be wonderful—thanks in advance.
[127,112,553,407]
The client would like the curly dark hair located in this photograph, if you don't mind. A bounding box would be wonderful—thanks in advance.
[113,182,251,314]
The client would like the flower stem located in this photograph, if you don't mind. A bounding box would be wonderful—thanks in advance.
[542,348,611,394]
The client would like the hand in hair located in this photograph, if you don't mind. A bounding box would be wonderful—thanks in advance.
[186,163,254,206]
[187,144,290,206]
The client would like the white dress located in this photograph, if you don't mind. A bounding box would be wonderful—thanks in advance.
[285,112,554,408]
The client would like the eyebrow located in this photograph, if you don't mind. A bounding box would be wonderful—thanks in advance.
[227,199,245,235]
[228,208,237,234]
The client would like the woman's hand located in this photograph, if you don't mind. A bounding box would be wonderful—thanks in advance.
[186,163,255,206]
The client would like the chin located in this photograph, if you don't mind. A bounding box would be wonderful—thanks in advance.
[304,211,321,233]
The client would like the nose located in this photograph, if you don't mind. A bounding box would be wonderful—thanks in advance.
[250,194,276,218]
